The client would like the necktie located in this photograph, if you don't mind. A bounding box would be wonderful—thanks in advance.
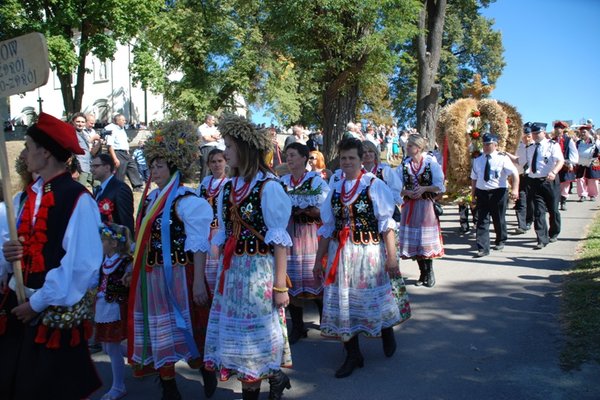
[531,143,540,173]
[94,186,103,199]
[484,154,491,182]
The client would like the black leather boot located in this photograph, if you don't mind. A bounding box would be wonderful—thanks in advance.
[415,259,426,286]
[242,388,260,400]
[335,335,364,378]
[268,370,291,400]
[159,377,182,400]
[560,196,567,211]
[381,327,397,357]
[424,260,436,288]
[200,366,218,398]
[313,298,323,326]
[287,304,308,344]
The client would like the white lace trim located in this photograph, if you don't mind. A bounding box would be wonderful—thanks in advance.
[264,228,293,247]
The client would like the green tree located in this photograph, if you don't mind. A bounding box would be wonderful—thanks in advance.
[266,0,420,164]
[392,0,505,134]
[0,0,163,116]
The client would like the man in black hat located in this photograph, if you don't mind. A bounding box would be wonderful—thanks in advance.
[0,113,103,399]
[525,123,564,249]
[470,133,519,257]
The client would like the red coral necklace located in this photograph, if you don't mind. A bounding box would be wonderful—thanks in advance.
[341,171,364,203]
[232,177,252,204]
[207,176,226,198]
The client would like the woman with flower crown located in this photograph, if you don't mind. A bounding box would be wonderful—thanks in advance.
[203,115,293,400]
[313,138,402,379]
[127,121,216,399]
[197,148,229,295]
[280,142,329,344]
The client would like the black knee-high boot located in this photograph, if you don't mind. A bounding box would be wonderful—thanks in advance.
[200,366,218,398]
[424,259,435,288]
[287,304,307,344]
[268,370,291,400]
[159,377,182,400]
[335,335,364,378]
[381,327,397,357]
[242,388,260,400]
[313,298,323,326]
[415,259,426,286]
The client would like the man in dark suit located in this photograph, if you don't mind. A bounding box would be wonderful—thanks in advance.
[91,153,135,236]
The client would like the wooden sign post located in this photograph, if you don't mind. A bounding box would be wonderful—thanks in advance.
[0,32,50,304]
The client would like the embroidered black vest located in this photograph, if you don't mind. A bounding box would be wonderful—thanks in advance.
[402,160,436,200]
[374,166,384,181]
[199,185,220,229]
[286,176,322,225]
[26,173,88,289]
[145,193,194,267]
[331,181,380,245]
[100,255,131,304]
[222,179,273,256]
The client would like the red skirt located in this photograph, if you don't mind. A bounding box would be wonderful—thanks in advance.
[96,302,128,343]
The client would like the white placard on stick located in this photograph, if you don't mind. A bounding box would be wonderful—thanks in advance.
[0,32,50,98]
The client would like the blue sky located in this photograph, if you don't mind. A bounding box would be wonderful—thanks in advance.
[252,0,599,128]
[482,0,599,127]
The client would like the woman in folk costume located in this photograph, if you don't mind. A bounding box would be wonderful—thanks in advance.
[203,115,293,400]
[197,148,229,295]
[280,142,330,344]
[127,120,217,400]
[314,138,403,379]
[361,140,403,218]
[395,134,445,287]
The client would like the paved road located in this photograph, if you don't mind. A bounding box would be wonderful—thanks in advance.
[92,196,600,399]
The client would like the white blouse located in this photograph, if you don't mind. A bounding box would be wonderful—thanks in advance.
[213,171,292,247]
[280,171,330,209]
[145,186,212,253]
[318,172,397,239]
[395,153,446,193]
[197,175,229,198]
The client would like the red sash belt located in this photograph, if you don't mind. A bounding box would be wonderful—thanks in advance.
[325,227,350,285]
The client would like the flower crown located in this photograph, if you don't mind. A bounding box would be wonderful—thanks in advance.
[99,224,127,243]
[218,114,271,152]
[144,120,199,181]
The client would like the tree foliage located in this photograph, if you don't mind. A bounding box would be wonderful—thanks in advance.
[392,0,505,128]
[0,0,163,116]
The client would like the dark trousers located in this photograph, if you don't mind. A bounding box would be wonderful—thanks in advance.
[475,188,508,252]
[115,150,143,188]
[528,177,561,244]
[458,203,477,231]
[515,174,534,230]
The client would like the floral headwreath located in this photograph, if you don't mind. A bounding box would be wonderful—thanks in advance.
[144,120,199,181]
[99,223,127,243]
[218,114,271,152]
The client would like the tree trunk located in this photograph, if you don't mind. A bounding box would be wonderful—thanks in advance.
[416,0,447,150]
[322,82,359,168]
[58,73,75,117]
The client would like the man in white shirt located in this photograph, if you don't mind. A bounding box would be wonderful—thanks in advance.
[526,123,564,249]
[105,114,143,191]
[471,133,519,257]
[551,121,578,210]
[198,114,223,178]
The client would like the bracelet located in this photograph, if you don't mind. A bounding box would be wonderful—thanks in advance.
[273,286,289,293]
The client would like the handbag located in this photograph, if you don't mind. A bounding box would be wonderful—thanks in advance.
[390,275,411,323]
[433,201,444,217]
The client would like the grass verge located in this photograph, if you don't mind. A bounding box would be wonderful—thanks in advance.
[560,213,600,370]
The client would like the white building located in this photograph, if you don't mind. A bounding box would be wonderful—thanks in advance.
[2,41,164,126]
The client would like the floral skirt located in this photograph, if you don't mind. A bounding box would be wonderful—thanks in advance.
[398,198,445,258]
[204,253,292,382]
[131,263,210,372]
[287,221,323,298]
[205,227,221,295]
[321,240,402,342]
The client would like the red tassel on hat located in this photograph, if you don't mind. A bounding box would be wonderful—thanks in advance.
[83,320,93,340]
[35,324,48,344]
[46,328,61,349]
[70,326,81,347]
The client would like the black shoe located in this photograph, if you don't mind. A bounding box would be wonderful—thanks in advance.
[549,235,558,243]
[475,250,489,258]
[494,243,505,251]
[415,261,426,286]
[424,264,435,288]
[242,388,260,400]
[560,202,566,211]
[335,353,364,378]
[159,377,182,400]
[534,242,546,250]
[200,367,217,398]
[514,228,526,235]
[381,327,397,357]
[268,370,291,400]
[459,227,470,234]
